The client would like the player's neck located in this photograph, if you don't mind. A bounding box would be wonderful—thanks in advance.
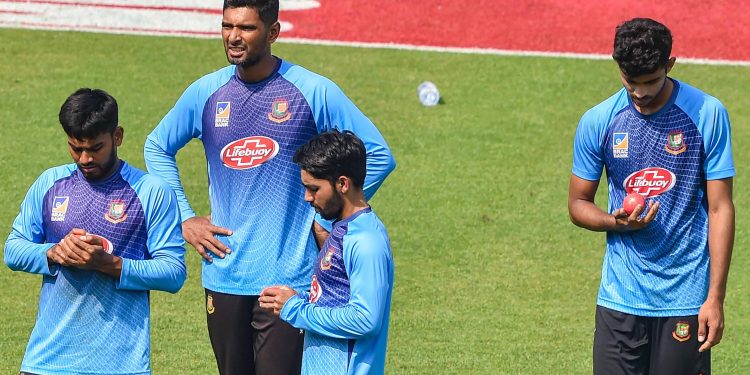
[338,194,368,221]
[236,55,278,83]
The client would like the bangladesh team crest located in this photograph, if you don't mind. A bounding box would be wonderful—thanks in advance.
[268,98,292,123]
[665,130,687,155]
[320,247,335,270]
[672,321,691,342]
[105,200,127,224]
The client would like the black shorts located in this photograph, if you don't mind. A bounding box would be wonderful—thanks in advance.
[205,289,304,375]
[594,305,710,375]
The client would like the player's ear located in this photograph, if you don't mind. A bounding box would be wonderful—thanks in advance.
[337,176,349,194]
[113,126,124,147]
[268,21,280,43]
[665,57,676,73]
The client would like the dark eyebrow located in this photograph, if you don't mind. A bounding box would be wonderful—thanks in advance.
[68,142,104,151]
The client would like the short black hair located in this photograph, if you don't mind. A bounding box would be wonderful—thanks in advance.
[293,130,367,189]
[223,0,279,26]
[612,18,673,77]
[58,88,118,139]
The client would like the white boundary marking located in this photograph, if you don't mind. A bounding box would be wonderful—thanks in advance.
[0,0,747,67]
[278,37,750,67]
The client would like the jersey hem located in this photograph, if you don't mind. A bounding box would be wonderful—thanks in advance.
[597,299,701,317]
[706,168,736,180]
[21,366,150,375]
[203,282,310,296]
[571,168,601,181]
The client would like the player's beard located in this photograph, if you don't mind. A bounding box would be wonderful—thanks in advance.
[225,42,267,69]
[79,148,118,181]
[316,191,345,221]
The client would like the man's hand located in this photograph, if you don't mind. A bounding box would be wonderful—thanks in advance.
[49,228,122,278]
[182,216,233,262]
[259,286,297,316]
[48,228,89,266]
[698,298,725,352]
[611,200,660,231]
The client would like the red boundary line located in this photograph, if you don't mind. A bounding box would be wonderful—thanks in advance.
[0,9,38,15]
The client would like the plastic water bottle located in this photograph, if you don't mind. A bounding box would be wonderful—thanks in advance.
[417,81,440,106]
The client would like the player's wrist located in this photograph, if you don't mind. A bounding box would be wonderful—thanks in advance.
[705,292,725,304]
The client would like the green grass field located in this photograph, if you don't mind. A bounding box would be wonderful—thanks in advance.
[1,28,749,374]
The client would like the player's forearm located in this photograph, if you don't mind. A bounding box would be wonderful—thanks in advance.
[568,199,616,232]
[281,297,382,339]
[117,252,187,293]
[4,233,57,275]
[706,201,735,303]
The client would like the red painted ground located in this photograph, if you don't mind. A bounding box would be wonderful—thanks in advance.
[281,0,750,61]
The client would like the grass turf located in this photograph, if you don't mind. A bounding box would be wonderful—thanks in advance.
[1,28,749,374]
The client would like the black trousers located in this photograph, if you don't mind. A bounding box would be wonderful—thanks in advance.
[206,289,304,375]
[594,305,710,375]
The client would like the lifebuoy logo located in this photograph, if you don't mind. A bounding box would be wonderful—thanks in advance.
[221,136,279,170]
[623,167,676,197]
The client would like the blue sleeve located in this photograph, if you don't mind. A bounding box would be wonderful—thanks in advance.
[282,64,396,200]
[572,109,608,181]
[700,99,735,180]
[4,168,68,276]
[117,176,187,293]
[280,233,390,339]
[144,67,234,221]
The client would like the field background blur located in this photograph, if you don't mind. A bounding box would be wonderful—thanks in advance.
[0,21,749,374]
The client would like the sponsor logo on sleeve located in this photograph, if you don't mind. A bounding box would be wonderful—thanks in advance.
[51,196,70,222]
[221,136,279,170]
[623,168,676,197]
[105,200,127,224]
[309,275,322,303]
[268,98,292,124]
[215,102,231,128]
[613,132,629,158]
[672,321,691,342]
[665,130,687,155]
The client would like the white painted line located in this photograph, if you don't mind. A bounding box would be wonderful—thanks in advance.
[277,37,750,67]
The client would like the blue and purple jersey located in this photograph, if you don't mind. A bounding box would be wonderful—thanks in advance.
[572,79,734,316]
[4,161,186,374]
[144,59,396,295]
[281,207,394,375]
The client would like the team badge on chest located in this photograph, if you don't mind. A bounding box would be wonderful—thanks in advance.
[268,98,292,123]
[320,247,335,270]
[665,130,687,155]
[105,200,127,224]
